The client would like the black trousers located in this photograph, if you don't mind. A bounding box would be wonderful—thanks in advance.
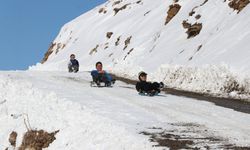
[68,65,79,73]
[136,81,161,93]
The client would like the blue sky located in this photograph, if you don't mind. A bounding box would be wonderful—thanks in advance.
[0,0,106,70]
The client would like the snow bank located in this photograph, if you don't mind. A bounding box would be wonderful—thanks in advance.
[155,64,250,99]
[111,64,250,100]
[0,73,155,150]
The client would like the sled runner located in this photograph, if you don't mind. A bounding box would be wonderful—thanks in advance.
[90,79,116,87]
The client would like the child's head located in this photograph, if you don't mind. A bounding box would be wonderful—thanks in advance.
[95,61,103,71]
[138,71,147,81]
[70,54,75,60]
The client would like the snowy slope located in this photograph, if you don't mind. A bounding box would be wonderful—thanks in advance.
[1,71,250,149]
[30,0,250,98]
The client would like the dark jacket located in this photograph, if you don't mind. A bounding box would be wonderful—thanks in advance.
[69,59,79,67]
[136,81,160,93]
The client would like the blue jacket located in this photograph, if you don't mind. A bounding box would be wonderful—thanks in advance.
[91,70,112,82]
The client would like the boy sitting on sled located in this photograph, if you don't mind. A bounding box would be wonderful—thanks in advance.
[136,71,164,96]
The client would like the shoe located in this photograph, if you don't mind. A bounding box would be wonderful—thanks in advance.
[159,82,164,88]
[111,79,116,84]
[105,82,111,87]
[96,80,100,86]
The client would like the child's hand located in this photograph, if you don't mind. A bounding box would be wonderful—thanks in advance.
[98,70,105,74]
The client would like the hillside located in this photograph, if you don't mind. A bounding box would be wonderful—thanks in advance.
[30,0,250,99]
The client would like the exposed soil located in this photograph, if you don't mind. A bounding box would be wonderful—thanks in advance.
[140,123,250,149]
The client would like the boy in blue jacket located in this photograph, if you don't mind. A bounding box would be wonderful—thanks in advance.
[91,62,114,86]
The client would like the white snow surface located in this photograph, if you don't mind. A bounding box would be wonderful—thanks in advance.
[1,71,250,149]
[29,0,250,99]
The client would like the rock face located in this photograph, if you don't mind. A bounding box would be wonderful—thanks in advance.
[165,4,181,25]
[228,0,250,13]
[41,42,65,64]
[41,43,56,64]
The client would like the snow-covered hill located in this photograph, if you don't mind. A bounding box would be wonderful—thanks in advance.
[30,0,250,99]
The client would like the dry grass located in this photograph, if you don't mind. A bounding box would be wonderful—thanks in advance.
[19,130,59,150]
[9,131,17,147]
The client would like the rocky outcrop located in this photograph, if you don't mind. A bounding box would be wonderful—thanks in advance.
[41,43,56,64]
[41,42,66,64]
[228,0,250,13]
[165,4,181,25]
[112,0,122,6]
[113,3,131,15]
[123,36,132,50]
[99,7,107,14]
[182,21,202,39]
[106,32,113,39]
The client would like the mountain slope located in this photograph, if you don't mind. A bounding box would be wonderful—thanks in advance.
[30,0,250,99]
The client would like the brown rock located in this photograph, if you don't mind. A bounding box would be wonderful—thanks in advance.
[165,4,181,25]
[228,0,250,13]
[41,43,56,64]
[186,23,202,39]
[106,32,113,39]
[182,20,191,29]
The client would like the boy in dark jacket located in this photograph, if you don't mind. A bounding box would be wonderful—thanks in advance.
[68,54,79,73]
[136,71,164,96]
